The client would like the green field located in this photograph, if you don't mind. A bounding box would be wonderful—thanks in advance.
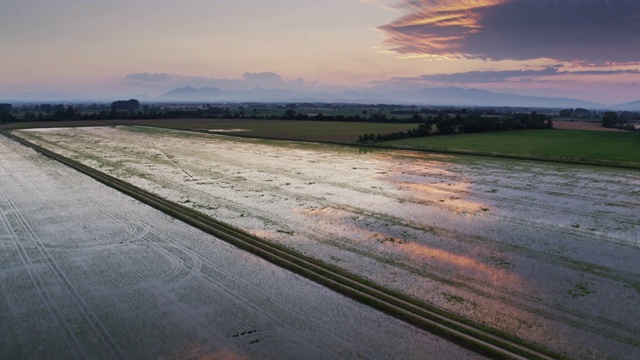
[176,119,421,142]
[384,129,640,166]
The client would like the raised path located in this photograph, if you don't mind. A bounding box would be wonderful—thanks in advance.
[1,130,564,360]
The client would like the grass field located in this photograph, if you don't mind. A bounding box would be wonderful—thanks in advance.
[384,129,640,166]
[179,119,420,142]
[251,107,416,120]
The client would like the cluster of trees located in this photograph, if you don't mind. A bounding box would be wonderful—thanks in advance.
[279,108,419,123]
[559,108,593,118]
[0,103,14,122]
[601,111,638,131]
[359,111,553,142]
[110,99,140,112]
[7,101,421,123]
[6,100,237,122]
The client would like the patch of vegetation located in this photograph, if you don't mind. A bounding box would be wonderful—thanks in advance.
[194,203,218,211]
[621,281,640,294]
[443,292,465,304]
[490,256,512,269]
[377,236,400,244]
[567,282,593,298]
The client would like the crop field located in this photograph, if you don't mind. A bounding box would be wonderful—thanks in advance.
[0,134,480,359]
[2,118,419,143]
[15,125,640,359]
[384,129,640,166]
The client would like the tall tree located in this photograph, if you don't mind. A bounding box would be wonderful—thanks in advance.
[601,111,620,128]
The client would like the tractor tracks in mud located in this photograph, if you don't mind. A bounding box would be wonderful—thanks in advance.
[2,130,563,360]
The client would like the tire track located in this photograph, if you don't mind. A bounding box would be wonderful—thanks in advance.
[0,138,128,360]
[0,184,88,359]
[51,176,321,333]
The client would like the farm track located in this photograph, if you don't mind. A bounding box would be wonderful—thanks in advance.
[2,130,563,360]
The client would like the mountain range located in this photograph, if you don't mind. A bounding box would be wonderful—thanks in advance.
[157,86,637,110]
[615,100,640,111]
[3,86,639,110]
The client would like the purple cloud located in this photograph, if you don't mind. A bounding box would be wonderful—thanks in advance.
[413,67,561,83]
[396,67,640,83]
[380,0,640,64]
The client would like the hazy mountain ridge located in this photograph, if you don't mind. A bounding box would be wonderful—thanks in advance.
[3,86,638,110]
[614,100,640,111]
[156,85,609,109]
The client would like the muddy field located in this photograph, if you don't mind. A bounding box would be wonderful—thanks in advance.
[17,126,640,359]
[553,120,623,131]
[0,134,480,359]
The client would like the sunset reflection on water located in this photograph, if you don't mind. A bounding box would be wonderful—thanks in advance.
[23,127,640,358]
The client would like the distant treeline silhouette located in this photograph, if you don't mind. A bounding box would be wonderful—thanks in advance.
[358,111,553,142]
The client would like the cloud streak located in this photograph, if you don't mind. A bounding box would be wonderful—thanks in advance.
[380,0,640,64]
[396,67,640,83]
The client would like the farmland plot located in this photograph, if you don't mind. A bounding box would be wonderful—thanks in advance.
[0,135,479,359]
[17,126,640,359]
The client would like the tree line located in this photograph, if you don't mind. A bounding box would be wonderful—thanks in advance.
[358,111,553,142]
[4,101,421,123]
[2,100,234,122]
[0,103,14,122]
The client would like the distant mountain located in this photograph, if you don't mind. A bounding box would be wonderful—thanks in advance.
[614,100,640,111]
[156,85,605,109]
[376,87,605,109]
[157,86,307,102]
[158,86,224,101]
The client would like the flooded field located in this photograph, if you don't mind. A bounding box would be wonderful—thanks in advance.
[17,126,640,359]
[0,134,479,359]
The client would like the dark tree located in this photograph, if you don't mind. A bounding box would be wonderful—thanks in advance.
[0,103,14,122]
[283,108,297,119]
[111,99,140,112]
[601,111,620,128]
[574,108,591,118]
[559,108,573,117]
[434,113,455,135]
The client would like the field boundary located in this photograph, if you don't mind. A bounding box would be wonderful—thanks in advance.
[2,129,565,360]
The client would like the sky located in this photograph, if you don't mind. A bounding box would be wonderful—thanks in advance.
[1,0,639,104]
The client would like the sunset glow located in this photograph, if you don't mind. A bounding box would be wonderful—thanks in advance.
[1,0,639,104]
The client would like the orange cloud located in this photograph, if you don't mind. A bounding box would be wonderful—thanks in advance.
[381,0,504,57]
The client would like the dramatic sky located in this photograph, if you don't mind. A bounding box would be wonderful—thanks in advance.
[1,0,639,104]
